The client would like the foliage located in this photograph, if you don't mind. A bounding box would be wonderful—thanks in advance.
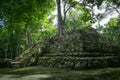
[0,0,56,59]
[101,18,120,46]
[65,8,92,31]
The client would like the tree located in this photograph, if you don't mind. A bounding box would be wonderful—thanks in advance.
[0,0,55,59]
[65,7,92,31]
[102,18,120,46]
[56,0,79,35]
[0,0,55,48]
[55,0,108,35]
[56,0,64,35]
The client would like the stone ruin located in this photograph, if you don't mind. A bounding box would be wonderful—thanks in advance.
[43,28,120,54]
[37,28,120,69]
[13,28,120,69]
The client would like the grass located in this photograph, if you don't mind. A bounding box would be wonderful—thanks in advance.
[0,67,68,75]
[0,67,120,80]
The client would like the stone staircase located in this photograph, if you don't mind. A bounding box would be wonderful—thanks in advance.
[10,61,23,68]
[37,53,120,70]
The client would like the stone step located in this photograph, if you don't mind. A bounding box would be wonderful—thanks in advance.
[37,56,120,70]
[44,53,117,57]
[10,61,23,68]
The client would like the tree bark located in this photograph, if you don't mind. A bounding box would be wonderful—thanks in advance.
[56,0,64,36]
[25,25,30,49]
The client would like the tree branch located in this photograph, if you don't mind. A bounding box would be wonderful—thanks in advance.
[63,0,82,24]
[113,7,120,14]
[63,0,68,24]
[65,0,81,13]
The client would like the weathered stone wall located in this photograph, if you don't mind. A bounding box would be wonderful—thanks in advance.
[37,54,120,70]
[43,28,120,54]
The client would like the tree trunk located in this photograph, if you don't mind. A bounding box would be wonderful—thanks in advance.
[25,25,30,49]
[5,47,8,59]
[10,47,13,59]
[56,0,64,36]
[16,43,19,57]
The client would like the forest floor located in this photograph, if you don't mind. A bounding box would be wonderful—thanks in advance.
[0,66,120,80]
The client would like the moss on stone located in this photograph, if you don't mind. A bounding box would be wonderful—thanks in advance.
[37,56,120,70]
[43,28,120,54]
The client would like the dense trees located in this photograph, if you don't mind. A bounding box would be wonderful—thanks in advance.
[0,0,55,59]
[55,0,107,35]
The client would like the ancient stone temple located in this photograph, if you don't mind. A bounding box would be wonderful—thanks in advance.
[43,28,120,54]
[37,28,120,69]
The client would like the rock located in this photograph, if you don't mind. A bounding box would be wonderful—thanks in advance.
[11,61,23,68]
